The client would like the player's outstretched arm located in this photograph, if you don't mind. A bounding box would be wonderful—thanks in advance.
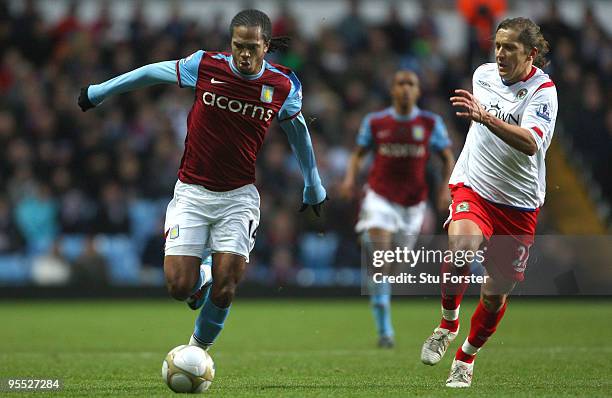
[340,113,373,200]
[450,89,538,155]
[279,113,327,216]
[78,61,179,112]
[339,146,368,200]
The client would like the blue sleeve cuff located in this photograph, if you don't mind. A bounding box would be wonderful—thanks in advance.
[304,184,326,205]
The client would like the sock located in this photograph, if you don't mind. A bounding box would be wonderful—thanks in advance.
[455,300,508,363]
[193,295,230,345]
[370,282,393,337]
[440,304,461,332]
[439,260,470,332]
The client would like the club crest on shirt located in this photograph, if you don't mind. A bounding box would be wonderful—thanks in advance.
[536,103,551,122]
[516,88,528,100]
[456,202,470,213]
[260,85,274,103]
[412,126,425,141]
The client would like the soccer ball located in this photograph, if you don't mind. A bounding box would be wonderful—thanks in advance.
[162,345,215,393]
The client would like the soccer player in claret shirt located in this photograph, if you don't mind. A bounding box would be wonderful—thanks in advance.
[340,70,455,348]
[420,18,558,387]
[78,10,327,351]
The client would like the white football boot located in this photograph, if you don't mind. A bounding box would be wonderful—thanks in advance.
[420,327,459,365]
[445,359,474,388]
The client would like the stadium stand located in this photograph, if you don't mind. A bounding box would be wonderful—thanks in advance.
[0,0,609,287]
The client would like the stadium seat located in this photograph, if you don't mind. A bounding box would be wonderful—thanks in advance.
[299,232,340,270]
[0,255,31,285]
[26,236,54,258]
[94,235,141,285]
[129,200,165,255]
[60,234,86,262]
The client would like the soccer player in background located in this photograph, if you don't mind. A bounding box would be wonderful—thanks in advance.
[420,18,557,387]
[78,9,327,352]
[340,70,455,348]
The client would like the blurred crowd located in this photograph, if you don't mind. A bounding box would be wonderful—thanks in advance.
[0,0,609,287]
[537,3,612,204]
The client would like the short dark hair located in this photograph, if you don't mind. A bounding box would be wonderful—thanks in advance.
[496,17,550,69]
[229,9,290,53]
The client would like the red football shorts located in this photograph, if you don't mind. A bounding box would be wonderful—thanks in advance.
[445,184,539,282]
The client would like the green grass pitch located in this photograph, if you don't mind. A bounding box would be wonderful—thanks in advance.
[0,298,610,397]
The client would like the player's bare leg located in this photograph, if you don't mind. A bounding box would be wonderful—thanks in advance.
[208,252,247,307]
[164,255,202,301]
[365,228,395,348]
[422,219,483,365]
[164,254,213,311]
[190,252,247,350]
[446,273,515,388]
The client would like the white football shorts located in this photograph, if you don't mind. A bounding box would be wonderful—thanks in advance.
[355,188,426,243]
[164,180,260,262]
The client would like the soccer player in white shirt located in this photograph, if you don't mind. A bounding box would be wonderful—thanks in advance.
[419,18,558,387]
